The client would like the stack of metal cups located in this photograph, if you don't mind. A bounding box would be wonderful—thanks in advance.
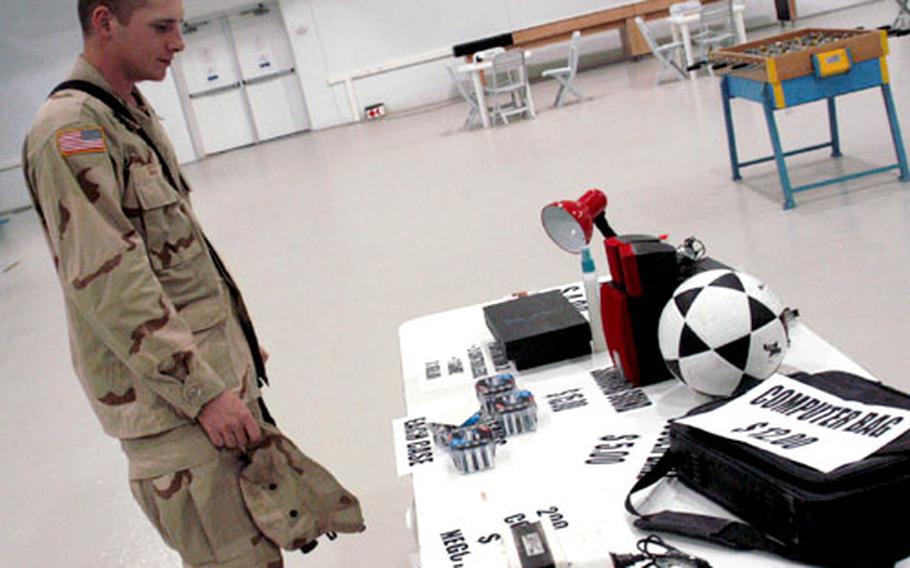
[448,424,497,474]
[475,373,517,415]
[428,422,457,448]
[491,390,538,436]
[429,373,539,474]
[476,374,538,437]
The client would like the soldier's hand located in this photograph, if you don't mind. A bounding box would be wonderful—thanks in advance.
[197,390,262,449]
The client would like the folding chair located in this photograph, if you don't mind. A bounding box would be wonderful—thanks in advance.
[446,64,483,129]
[541,31,584,107]
[473,47,505,62]
[484,50,533,125]
[670,1,702,16]
[892,0,910,34]
[634,17,688,84]
[692,0,737,63]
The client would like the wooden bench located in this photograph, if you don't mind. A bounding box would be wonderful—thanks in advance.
[511,0,720,57]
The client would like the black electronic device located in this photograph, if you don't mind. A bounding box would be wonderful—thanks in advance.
[627,371,910,568]
[600,235,677,386]
[511,522,556,568]
[611,535,712,568]
[600,235,727,386]
[484,290,591,371]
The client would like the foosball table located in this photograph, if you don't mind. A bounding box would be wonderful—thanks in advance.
[709,28,909,209]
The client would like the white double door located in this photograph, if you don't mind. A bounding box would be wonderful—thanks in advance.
[179,4,310,155]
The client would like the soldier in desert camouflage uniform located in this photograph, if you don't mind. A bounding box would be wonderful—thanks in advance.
[22,1,284,565]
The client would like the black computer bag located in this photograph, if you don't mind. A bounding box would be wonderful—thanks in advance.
[626,371,910,567]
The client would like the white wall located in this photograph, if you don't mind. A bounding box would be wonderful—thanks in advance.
[0,0,880,213]
[271,0,869,126]
[302,0,511,121]
[0,1,82,212]
[0,2,197,212]
[140,71,198,163]
[274,0,353,128]
[506,0,643,28]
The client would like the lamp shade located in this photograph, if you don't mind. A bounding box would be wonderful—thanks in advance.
[541,189,607,253]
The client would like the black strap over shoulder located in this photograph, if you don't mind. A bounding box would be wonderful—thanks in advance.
[624,450,794,559]
[50,80,275,413]
[53,80,132,124]
[51,80,184,191]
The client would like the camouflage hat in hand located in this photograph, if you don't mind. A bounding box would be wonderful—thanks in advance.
[239,423,365,551]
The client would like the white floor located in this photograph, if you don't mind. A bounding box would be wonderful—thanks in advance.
[1,3,909,567]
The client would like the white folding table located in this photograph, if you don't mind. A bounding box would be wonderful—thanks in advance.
[667,2,748,79]
[394,284,909,568]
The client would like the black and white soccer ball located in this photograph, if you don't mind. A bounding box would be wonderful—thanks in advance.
[658,269,788,397]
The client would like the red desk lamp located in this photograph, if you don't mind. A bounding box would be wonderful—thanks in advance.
[541,189,614,353]
[542,189,678,386]
[541,189,615,253]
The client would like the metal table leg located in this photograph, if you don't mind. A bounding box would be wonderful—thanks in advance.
[882,84,910,181]
[761,98,796,209]
[470,69,491,128]
[721,77,742,181]
[827,97,842,158]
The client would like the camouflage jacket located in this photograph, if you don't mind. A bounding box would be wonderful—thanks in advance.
[22,57,262,440]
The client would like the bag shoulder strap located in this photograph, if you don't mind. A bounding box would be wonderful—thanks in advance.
[48,80,273,395]
[50,80,184,192]
[53,80,132,123]
[625,448,793,558]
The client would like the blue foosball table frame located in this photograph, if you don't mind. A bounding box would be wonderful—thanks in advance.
[717,29,909,209]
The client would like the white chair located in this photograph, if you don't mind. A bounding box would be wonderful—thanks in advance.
[484,50,533,125]
[634,17,688,84]
[473,47,505,62]
[446,64,483,129]
[892,0,910,34]
[541,31,584,107]
[670,1,702,17]
[692,0,737,61]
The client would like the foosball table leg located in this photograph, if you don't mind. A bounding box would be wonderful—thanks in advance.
[761,99,797,209]
[881,84,910,181]
[827,98,842,158]
[721,77,743,181]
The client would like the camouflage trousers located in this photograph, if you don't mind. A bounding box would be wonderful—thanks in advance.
[122,411,283,567]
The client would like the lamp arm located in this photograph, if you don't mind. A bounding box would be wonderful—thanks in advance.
[593,213,617,239]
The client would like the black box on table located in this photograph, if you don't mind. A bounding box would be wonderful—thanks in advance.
[483,290,591,371]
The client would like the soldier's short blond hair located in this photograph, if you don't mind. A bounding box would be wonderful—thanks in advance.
[78,0,148,36]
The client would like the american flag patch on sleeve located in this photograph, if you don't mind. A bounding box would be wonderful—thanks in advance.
[56,127,107,156]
